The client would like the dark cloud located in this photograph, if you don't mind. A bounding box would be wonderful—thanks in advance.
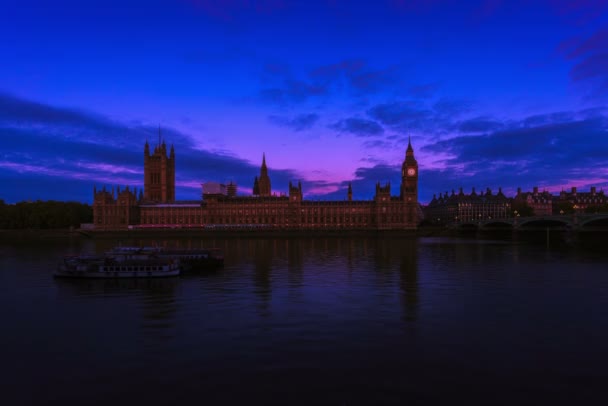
[420,114,608,200]
[259,59,402,108]
[0,92,301,202]
[0,171,95,203]
[0,92,195,151]
[268,113,319,131]
[570,53,608,83]
[559,28,608,96]
[433,98,472,117]
[0,92,115,134]
[329,117,384,137]
[309,59,399,96]
[349,67,398,94]
[549,0,608,25]
[261,62,291,80]
[457,116,505,133]
[362,139,393,149]
[314,163,401,201]
[259,79,327,106]
[367,101,431,126]
[408,82,441,99]
[309,59,366,79]
[522,111,575,127]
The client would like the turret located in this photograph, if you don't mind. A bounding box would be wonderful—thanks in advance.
[253,176,260,196]
[257,153,271,196]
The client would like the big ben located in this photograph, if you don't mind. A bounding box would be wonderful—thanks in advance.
[401,137,418,225]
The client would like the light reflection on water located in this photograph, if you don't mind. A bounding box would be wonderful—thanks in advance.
[1,234,608,404]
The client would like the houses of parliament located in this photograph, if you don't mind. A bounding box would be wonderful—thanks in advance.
[92,139,420,230]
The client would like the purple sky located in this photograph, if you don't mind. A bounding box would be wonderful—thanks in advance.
[1,0,607,203]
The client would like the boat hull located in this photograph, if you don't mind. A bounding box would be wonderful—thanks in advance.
[53,269,180,278]
[55,255,180,279]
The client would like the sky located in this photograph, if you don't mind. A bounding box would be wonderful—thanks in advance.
[1,0,607,204]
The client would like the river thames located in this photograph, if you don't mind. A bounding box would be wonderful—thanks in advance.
[2,233,607,405]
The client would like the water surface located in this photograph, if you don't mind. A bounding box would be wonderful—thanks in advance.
[1,234,607,404]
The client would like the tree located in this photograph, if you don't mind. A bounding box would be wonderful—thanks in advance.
[511,200,534,217]
[553,201,574,215]
[0,200,93,229]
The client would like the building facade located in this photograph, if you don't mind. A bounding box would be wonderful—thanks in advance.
[513,186,553,216]
[424,187,511,225]
[93,140,420,230]
[555,186,608,214]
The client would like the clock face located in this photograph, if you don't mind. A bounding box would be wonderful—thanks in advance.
[407,168,416,176]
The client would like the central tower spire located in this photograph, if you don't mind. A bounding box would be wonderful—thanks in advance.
[256,153,272,197]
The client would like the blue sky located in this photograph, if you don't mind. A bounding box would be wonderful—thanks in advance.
[1,0,607,203]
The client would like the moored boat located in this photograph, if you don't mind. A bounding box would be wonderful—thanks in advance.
[106,245,224,271]
[158,248,224,271]
[55,254,180,278]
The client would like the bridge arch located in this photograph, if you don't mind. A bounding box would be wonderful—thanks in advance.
[579,214,608,227]
[456,222,479,230]
[517,217,571,228]
[482,220,513,229]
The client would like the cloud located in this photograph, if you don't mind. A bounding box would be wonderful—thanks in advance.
[314,163,401,201]
[309,59,366,80]
[522,111,575,127]
[433,98,472,117]
[408,82,441,99]
[259,79,327,106]
[548,0,608,25]
[367,101,431,126]
[0,92,302,202]
[309,59,399,95]
[329,117,384,137]
[420,112,608,198]
[559,28,608,96]
[258,59,404,108]
[365,98,477,136]
[268,113,319,131]
[457,116,505,133]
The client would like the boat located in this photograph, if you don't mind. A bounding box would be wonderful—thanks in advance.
[157,248,224,271]
[106,246,224,272]
[55,250,180,278]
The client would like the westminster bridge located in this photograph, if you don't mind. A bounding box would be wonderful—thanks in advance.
[448,213,608,230]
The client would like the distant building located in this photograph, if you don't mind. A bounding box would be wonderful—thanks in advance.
[93,185,140,229]
[424,187,510,225]
[93,139,420,230]
[555,186,607,214]
[202,182,227,198]
[514,186,552,216]
[227,181,237,197]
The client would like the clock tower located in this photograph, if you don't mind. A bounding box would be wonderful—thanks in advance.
[401,137,418,225]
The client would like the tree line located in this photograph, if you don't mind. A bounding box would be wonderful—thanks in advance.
[0,200,92,229]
